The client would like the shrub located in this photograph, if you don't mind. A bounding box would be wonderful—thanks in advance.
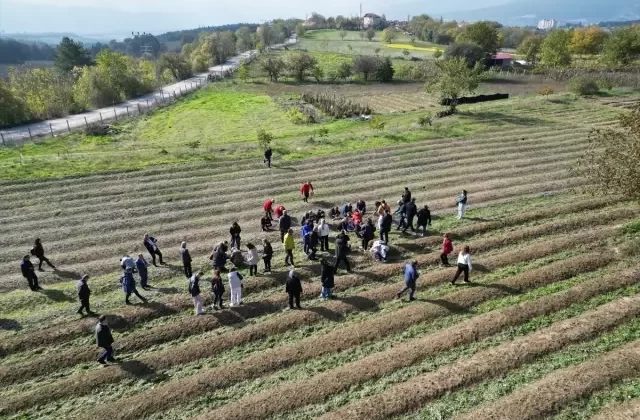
[537,87,555,97]
[596,77,614,91]
[375,57,395,83]
[286,107,309,124]
[316,127,329,137]
[370,116,385,130]
[433,49,443,59]
[336,62,353,81]
[445,42,485,67]
[185,140,201,149]
[394,63,413,80]
[256,129,273,148]
[418,114,433,127]
[569,76,600,96]
[302,92,371,118]
[353,55,381,81]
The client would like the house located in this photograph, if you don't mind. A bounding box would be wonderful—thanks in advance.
[458,21,469,29]
[302,19,315,27]
[537,19,557,30]
[363,13,381,29]
[487,53,513,68]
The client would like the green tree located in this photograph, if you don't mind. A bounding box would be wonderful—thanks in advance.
[235,26,255,52]
[540,30,572,68]
[517,35,544,65]
[381,28,399,43]
[260,56,285,82]
[336,61,353,81]
[256,129,273,149]
[366,27,376,41]
[353,55,380,81]
[54,37,92,72]
[295,23,306,37]
[158,52,192,81]
[0,79,28,128]
[285,52,318,82]
[433,49,443,59]
[237,64,249,82]
[312,65,324,82]
[375,57,395,82]
[8,67,75,119]
[601,27,640,67]
[444,42,485,67]
[457,21,499,55]
[425,57,483,112]
[570,26,608,56]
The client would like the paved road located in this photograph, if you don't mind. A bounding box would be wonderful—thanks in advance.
[1,38,295,146]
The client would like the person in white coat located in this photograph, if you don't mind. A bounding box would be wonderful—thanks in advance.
[228,267,244,306]
[451,246,472,285]
[317,219,330,251]
[370,240,389,263]
[245,243,259,276]
[188,271,205,315]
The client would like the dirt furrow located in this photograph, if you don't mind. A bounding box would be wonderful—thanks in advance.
[590,397,640,420]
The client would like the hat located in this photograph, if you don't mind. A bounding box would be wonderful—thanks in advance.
[80,274,89,282]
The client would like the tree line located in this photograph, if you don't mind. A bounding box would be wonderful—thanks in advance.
[0,39,55,64]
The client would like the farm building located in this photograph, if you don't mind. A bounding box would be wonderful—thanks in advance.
[363,13,381,29]
[487,53,513,68]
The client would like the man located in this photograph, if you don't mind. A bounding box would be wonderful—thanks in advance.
[320,259,335,299]
[403,198,418,233]
[402,187,412,204]
[456,190,468,220]
[121,267,148,305]
[76,274,94,316]
[397,260,419,301]
[135,254,149,289]
[211,242,228,272]
[300,181,314,203]
[188,271,205,315]
[264,147,272,168]
[143,234,164,266]
[334,230,351,273]
[416,205,432,237]
[286,268,303,309]
[263,198,275,220]
[95,315,115,365]
[283,228,295,267]
[21,255,40,291]
[394,200,406,231]
[317,218,330,251]
[180,241,192,278]
[279,210,292,243]
[360,218,376,250]
[380,210,393,243]
[355,199,366,214]
[31,238,56,271]
[302,220,313,256]
[229,222,242,249]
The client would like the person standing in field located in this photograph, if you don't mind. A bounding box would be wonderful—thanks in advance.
[95,315,115,365]
[135,254,150,289]
[262,239,273,273]
[318,218,330,252]
[441,233,453,266]
[394,200,407,231]
[188,271,205,315]
[31,238,56,271]
[228,267,244,307]
[377,200,391,216]
[320,259,335,299]
[451,246,472,285]
[403,198,418,233]
[286,268,303,309]
[211,269,224,309]
[229,222,242,250]
[456,190,468,220]
[210,242,229,272]
[360,218,376,250]
[264,198,275,220]
[402,187,412,204]
[416,205,432,237]
[180,241,192,279]
[283,228,295,267]
[76,274,94,316]
[397,260,419,301]
[21,255,41,291]
[264,147,272,168]
[121,267,147,304]
[300,181,314,203]
[246,243,259,276]
[334,230,351,273]
[143,234,164,266]
[279,210,292,243]
[302,220,313,256]
[380,210,393,243]
[120,255,136,272]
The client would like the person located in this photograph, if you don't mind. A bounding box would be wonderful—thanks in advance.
[211,242,228,272]
[261,214,273,232]
[341,203,353,217]
[352,209,363,227]
[317,218,330,251]
[380,210,393,243]
[95,315,115,365]
[211,269,224,309]
[76,274,94,315]
[360,218,376,250]
[334,230,351,272]
[120,255,136,272]
[264,198,275,220]
[262,239,273,273]
[370,240,389,263]
[284,228,295,267]
[21,255,40,291]
[274,204,286,219]
[143,234,164,266]
[397,260,419,301]
[416,205,432,237]
[228,267,243,307]
[135,254,149,289]
[394,200,406,231]
[300,181,314,203]
[336,217,350,233]
[180,241,192,279]
[246,243,259,276]
[286,268,303,309]
[456,190,468,220]
[121,267,147,304]
[320,259,335,299]
[229,222,242,249]
[329,207,341,220]
[451,246,472,285]
[302,220,313,256]
[189,271,205,315]
[308,225,319,260]
[441,233,453,266]
[377,200,391,216]
[355,199,366,214]
[264,147,272,168]
[316,209,326,220]
[403,198,418,233]
[279,210,292,243]
[31,238,56,271]
[402,187,412,204]
[229,248,244,266]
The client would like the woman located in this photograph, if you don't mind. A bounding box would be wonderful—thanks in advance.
[262,239,273,273]
[211,269,224,309]
[228,267,244,307]
[441,233,453,266]
[245,243,259,276]
[188,272,205,315]
[451,245,472,285]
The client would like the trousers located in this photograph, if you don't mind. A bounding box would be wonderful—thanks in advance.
[230,287,242,306]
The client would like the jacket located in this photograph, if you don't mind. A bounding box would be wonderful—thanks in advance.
[120,271,136,293]
[286,274,303,294]
[135,257,148,280]
[264,200,274,212]
[381,214,393,231]
[181,248,192,264]
[394,203,406,216]
[356,201,366,213]
[20,260,35,278]
[261,216,272,229]
[442,237,453,254]
[279,214,292,231]
[417,208,431,226]
[188,275,201,297]
[230,225,242,236]
[143,237,158,253]
[457,193,467,205]
[95,323,114,348]
[402,190,412,203]
[335,233,350,257]
[405,202,417,219]
[310,230,319,247]
[77,280,91,299]
[263,243,273,259]
[403,263,418,286]
[211,248,227,268]
[246,248,259,265]
[321,263,335,288]
[318,222,330,237]
[300,183,313,195]
[121,256,136,271]
[341,203,352,217]
[228,271,243,289]
[31,243,45,258]
[361,221,376,240]
[211,275,225,294]
[301,223,313,239]
[264,148,272,159]
[283,233,295,250]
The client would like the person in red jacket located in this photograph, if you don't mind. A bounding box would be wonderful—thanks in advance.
[300,181,314,203]
[274,205,286,219]
[441,233,453,266]
[264,198,275,220]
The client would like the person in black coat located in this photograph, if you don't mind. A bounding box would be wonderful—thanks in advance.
[278,210,292,243]
[31,238,56,271]
[261,215,273,231]
[210,243,228,272]
[320,259,335,299]
[95,315,115,364]
[286,269,303,309]
[359,219,376,250]
[402,187,412,204]
[264,147,272,168]
[180,241,192,278]
[76,274,94,315]
[262,239,273,273]
[229,222,242,249]
[380,211,393,243]
[20,255,40,291]
[211,269,225,309]
[355,199,366,214]
[334,231,351,273]
[403,198,418,233]
[143,234,164,266]
[416,205,432,237]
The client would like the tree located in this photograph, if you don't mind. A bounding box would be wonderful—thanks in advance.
[256,129,273,149]
[0,79,28,128]
[602,27,640,67]
[572,108,640,200]
[295,23,306,37]
[425,57,483,112]
[312,66,324,82]
[540,30,572,68]
[235,26,255,52]
[381,28,399,43]
[433,49,443,59]
[570,26,608,56]
[158,52,192,81]
[260,56,285,82]
[54,37,92,72]
[517,35,544,65]
[353,55,380,81]
[237,64,249,82]
[336,61,353,81]
[457,21,499,55]
[375,57,394,82]
[286,52,318,82]
[9,67,75,119]
[340,30,347,40]
[444,42,485,67]
[366,27,376,41]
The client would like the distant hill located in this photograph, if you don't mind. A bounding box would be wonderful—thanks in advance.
[0,33,110,46]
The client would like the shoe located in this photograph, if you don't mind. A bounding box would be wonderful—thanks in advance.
[107,357,117,363]
[450,282,456,286]
[125,301,132,305]
[464,280,471,284]
[98,360,107,365]
[409,297,416,301]
[87,311,98,316]
[37,286,43,290]
[296,306,302,310]
[38,268,45,272]
[77,309,84,315]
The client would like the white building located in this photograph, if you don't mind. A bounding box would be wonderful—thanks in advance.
[537,19,557,30]
[363,13,381,29]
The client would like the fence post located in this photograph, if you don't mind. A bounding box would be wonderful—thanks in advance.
[126,106,129,117]
[174,91,177,99]
[146,99,149,110]
[0,132,5,146]
[67,120,71,132]
[84,116,89,128]
[114,109,117,121]
[28,127,33,142]
[98,112,103,123]
[49,123,54,137]
[137,103,141,113]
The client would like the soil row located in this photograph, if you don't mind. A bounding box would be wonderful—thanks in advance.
[591,397,640,420]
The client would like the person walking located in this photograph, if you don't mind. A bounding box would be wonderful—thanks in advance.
[264,147,272,168]
[402,187,412,204]
[21,255,41,291]
[229,222,242,249]
[135,254,149,289]
[96,315,115,365]
[320,259,335,299]
[264,198,275,220]
[211,269,224,309]
[300,181,314,203]
[76,274,94,316]
[286,268,303,309]
[397,260,419,301]
[121,267,147,304]
[456,190,468,220]
[416,205,432,237]
[189,271,205,315]
[283,228,295,267]
[210,242,229,272]
[380,210,393,243]
[246,243,259,276]
[334,230,351,273]
[394,200,407,231]
[360,218,376,250]
[228,267,244,307]
[279,210,292,243]
[31,238,56,271]
[441,233,453,266]
[143,234,164,266]
[180,241,192,279]
[451,246,473,285]
[121,255,136,271]
[403,198,418,233]
[376,200,391,216]
[262,239,273,273]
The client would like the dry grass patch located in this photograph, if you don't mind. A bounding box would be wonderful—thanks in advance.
[591,396,640,420]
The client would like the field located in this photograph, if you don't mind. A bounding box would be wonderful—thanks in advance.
[2,30,640,419]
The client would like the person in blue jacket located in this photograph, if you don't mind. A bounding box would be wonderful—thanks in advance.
[301,220,314,256]
[397,260,419,301]
[121,267,148,305]
[135,254,149,289]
